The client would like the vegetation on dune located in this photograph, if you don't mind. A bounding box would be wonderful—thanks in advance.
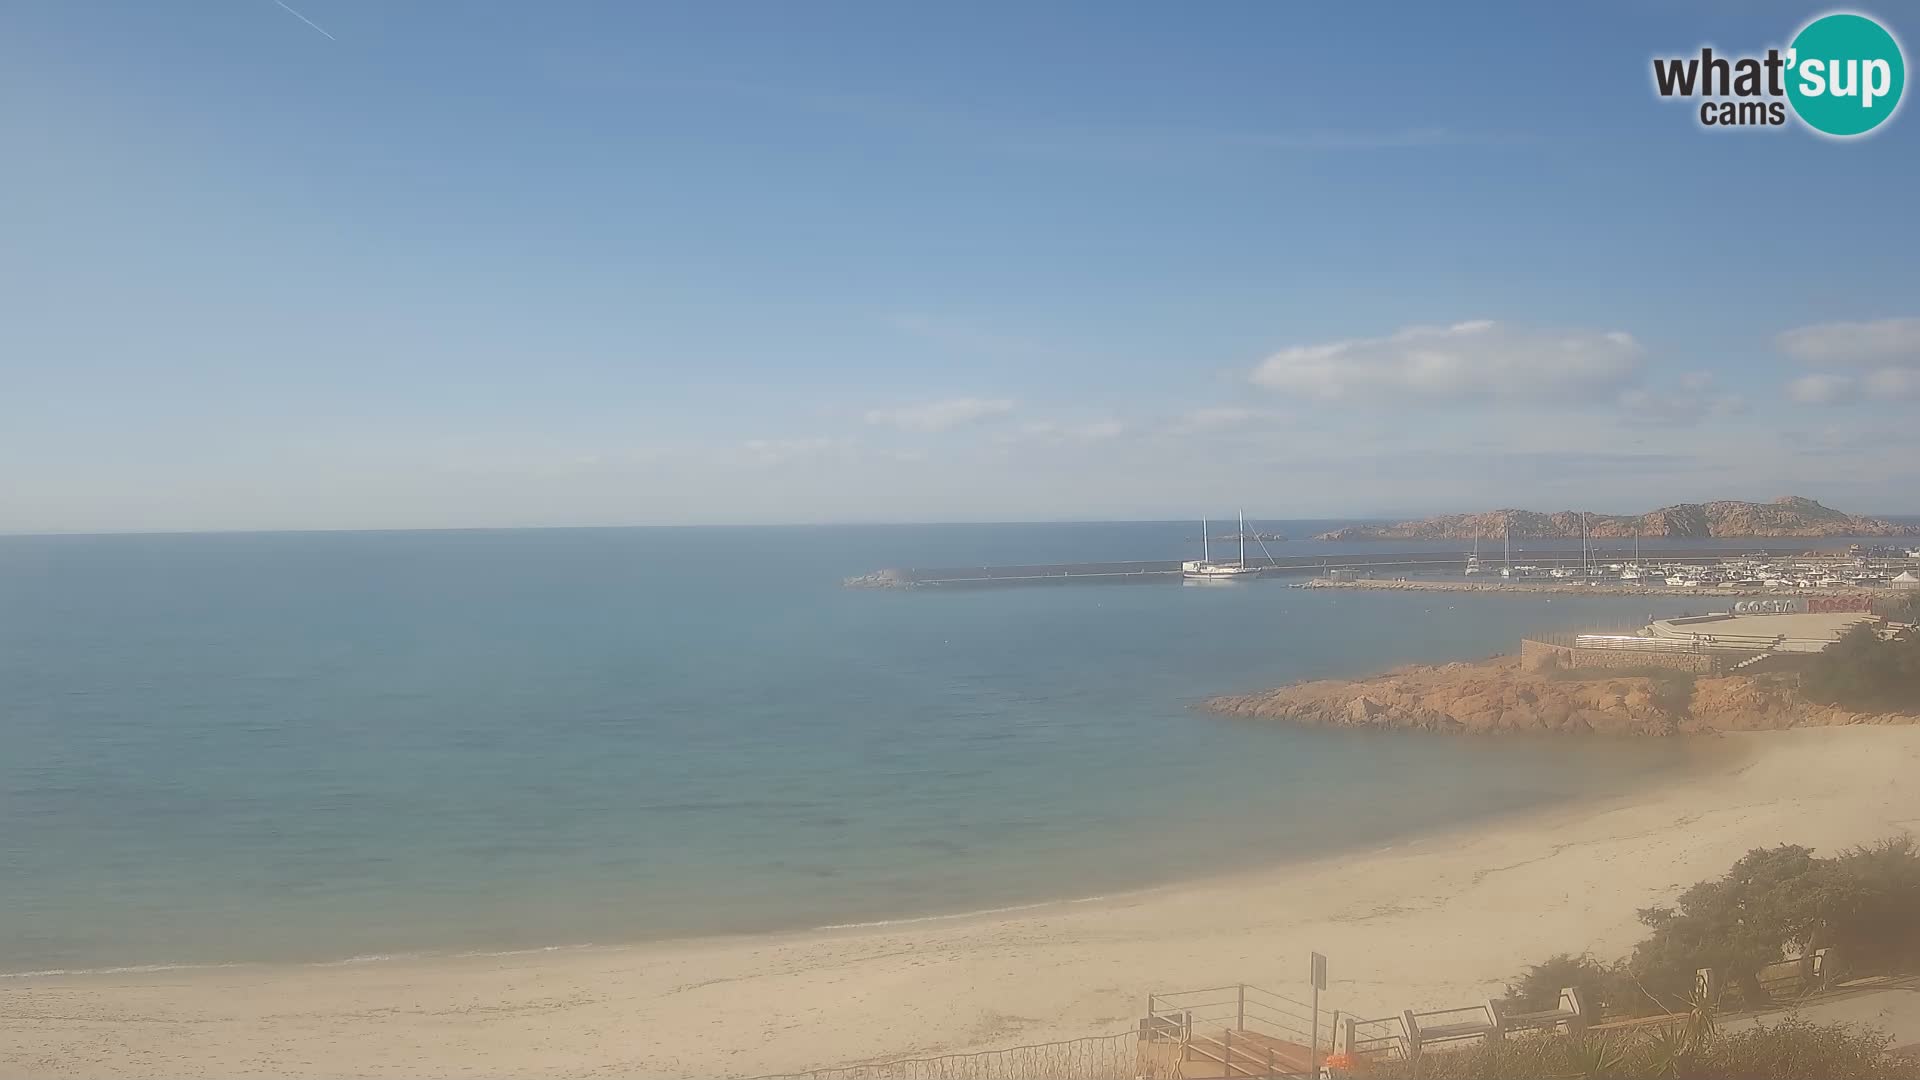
[1888,590,1920,623]
[1361,1016,1920,1079]
[1499,838,1920,1019]
[1800,624,1920,712]
[1433,838,1920,1078]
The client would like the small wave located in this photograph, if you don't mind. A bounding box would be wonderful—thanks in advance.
[814,894,1108,931]
[0,961,245,979]
[448,943,595,959]
[1,943,599,979]
[311,952,422,966]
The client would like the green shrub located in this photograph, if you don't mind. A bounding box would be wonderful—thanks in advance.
[1700,1015,1918,1080]
[1500,837,1920,1018]
[1801,624,1920,711]
[1629,844,1830,1012]
[1502,953,1630,1017]
[1359,1019,1919,1080]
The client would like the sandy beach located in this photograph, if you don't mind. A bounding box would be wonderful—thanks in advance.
[5,725,1920,1079]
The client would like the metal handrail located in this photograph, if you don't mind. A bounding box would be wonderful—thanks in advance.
[1409,1005,1492,1022]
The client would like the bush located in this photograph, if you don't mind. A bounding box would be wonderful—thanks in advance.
[1358,1018,1920,1080]
[1881,589,1920,624]
[1801,624,1920,712]
[1704,1015,1918,1080]
[1629,844,1830,1012]
[1502,953,1630,1017]
[1500,837,1920,1018]
[1822,836,1920,974]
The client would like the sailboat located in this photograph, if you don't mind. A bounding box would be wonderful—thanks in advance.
[1620,533,1645,581]
[1184,512,1261,580]
[1464,534,1482,575]
[1499,520,1525,578]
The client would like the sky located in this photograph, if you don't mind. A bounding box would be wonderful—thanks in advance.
[3,1,1918,532]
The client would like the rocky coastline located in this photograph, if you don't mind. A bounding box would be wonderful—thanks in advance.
[1200,655,1920,736]
[1315,495,1918,542]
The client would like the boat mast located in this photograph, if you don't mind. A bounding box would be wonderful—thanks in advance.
[1202,517,1209,564]
[1239,511,1247,569]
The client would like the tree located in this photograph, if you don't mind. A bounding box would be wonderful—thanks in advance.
[1497,836,1920,1021]
[1502,953,1625,1016]
[1628,845,1832,1010]
[1822,836,1920,974]
[1801,624,1920,712]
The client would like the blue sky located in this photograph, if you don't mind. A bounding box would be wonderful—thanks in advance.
[3,1,1917,531]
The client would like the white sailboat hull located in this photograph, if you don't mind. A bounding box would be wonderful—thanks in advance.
[1183,561,1260,580]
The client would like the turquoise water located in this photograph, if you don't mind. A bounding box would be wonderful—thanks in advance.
[0,524,1752,972]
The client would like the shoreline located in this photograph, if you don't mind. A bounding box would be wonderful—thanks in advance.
[0,729,1720,982]
[12,728,1920,1079]
[1297,577,1891,599]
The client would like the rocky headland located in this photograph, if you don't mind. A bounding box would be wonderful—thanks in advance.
[1201,655,1920,736]
[1314,495,1918,542]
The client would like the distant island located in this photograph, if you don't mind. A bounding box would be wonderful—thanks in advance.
[1315,495,1919,541]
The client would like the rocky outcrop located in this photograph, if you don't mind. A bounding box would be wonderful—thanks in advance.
[1688,675,1919,730]
[1313,496,1917,541]
[1201,656,1920,736]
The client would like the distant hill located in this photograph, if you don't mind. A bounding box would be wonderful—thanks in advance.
[1315,496,1920,541]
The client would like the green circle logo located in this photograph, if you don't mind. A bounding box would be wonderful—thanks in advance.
[1787,13,1906,137]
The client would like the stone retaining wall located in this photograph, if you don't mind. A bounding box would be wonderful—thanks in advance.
[1520,638,1721,674]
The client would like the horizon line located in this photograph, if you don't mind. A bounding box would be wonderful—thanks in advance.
[5,509,1919,542]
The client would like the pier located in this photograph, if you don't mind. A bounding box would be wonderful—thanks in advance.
[844,547,1901,590]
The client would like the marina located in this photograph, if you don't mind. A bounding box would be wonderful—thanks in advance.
[846,545,1920,592]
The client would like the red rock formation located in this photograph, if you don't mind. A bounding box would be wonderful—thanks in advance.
[1313,496,1917,541]
[1201,655,1920,735]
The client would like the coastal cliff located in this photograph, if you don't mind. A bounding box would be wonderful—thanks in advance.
[1201,655,1920,736]
[1314,496,1917,541]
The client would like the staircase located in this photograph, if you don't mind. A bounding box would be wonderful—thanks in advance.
[1143,984,1326,1079]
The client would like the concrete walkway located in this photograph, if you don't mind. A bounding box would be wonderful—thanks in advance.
[1719,975,1920,1057]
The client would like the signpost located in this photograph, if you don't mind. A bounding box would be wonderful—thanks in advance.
[1310,952,1328,1077]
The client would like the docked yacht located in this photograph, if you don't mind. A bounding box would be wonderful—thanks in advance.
[1184,513,1261,580]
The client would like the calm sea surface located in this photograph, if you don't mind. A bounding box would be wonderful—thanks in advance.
[0,521,1884,973]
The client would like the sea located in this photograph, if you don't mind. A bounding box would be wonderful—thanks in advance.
[0,521,1898,974]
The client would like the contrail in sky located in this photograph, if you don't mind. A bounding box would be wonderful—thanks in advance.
[272,0,336,40]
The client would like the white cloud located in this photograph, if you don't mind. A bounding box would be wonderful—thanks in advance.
[999,418,1127,445]
[1866,368,1920,397]
[739,437,847,466]
[863,396,1015,432]
[1787,374,1860,405]
[1776,317,1920,365]
[1250,320,1643,403]
[1169,406,1273,433]
[1785,367,1920,406]
[1616,382,1748,425]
